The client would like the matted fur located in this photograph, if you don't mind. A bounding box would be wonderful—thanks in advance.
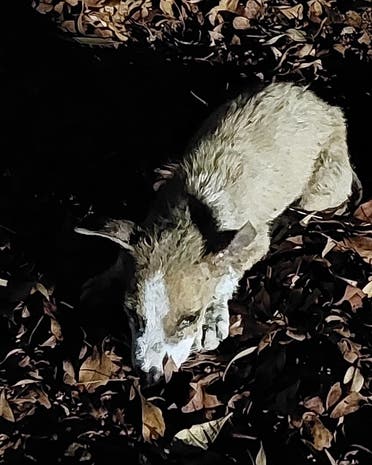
[76,82,356,378]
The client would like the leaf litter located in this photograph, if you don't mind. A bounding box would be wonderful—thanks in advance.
[2,195,372,464]
[31,0,371,82]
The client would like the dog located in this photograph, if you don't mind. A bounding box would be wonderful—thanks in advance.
[75,82,357,379]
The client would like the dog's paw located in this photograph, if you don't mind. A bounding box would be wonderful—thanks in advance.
[201,306,229,351]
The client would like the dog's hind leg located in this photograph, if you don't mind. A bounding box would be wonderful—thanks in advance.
[298,120,354,212]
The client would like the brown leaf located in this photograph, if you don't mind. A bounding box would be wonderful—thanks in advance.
[61,20,77,34]
[358,31,371,45]
[255,441,267,465]
[277,4,304,20]
[334,284,366,311]
[233,16,250,30]
[337,236,372,265]
[51,318,63,342]
[286,28,307,42]
[326,382,342,410]
[208,0,239,25]
[35,282,50,301]
[303,396,325,415]
[302,412,332,451]
[351,367,364,393]
[34,388,52,409]
[330,392,365,418]
[223,345,257,380]
[362,280,372,297]
[308,0,323,23]
[346,10,362,28]
[229,314,244,337]
[141,395,166,441]
[182,375,222,413]
[343,365,355,384]
[63,360,77,386]
[244,0,264,20]
[78,347,121,393]
[160,0,175,17]
[354,200,372,222]
[0,390,15,422]
[296,43,314,58]
[174,413,232,450]
[338,339,362,364]
[163,355,178,384]
[333,44,348,56]
[35,2,54,13]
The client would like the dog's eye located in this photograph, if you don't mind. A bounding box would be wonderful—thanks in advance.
[179,314,198,328]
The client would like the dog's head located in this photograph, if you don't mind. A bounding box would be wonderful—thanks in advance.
[75,215,257,378]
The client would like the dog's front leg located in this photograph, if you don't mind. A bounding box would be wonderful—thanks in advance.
[202,300,230,350]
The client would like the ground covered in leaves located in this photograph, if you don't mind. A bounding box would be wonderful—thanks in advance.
[1,2,372,465]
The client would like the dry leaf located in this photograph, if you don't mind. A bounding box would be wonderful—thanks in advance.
[35,2,54,13]
[346,10,362,28]
[34,387,52,409]
[358,31,371,45]
[78,347,121,393]
[244,0,263,20]
[326,382,342,410]
[303,396,325,415]
[233,16,250,30]
[336,236,372,265]
[277,4,304,20]
[182,382,222,413]
[296,43,314,58]
[61,20,77,33]
[141,395,166,442]
[229,314,244,336]
[174,413,232,450]
[160,0,175,17]
[334,284,366,311]
[35,282,50,301]
[330,392,365,418]
[350,367,364,393]
[223,345,257,380]
[308,0,323,23]
[302,412,332,451]
[0,390,15,422]
[63,360,77,385]
[338,339,362,364]
[333,43,348,56]
[163,355,178,384]
[51,318,63,341]
[255,441,267,465]
[208,0,239,25]
[343,365,355,384]
[354,201,372,223]
[286,28,307,42]
[362,280,372,297]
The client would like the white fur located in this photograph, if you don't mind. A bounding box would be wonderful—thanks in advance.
[182,83,352,230]
[136,272,196,371]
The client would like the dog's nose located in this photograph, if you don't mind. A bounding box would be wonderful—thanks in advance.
[140,366,163,386]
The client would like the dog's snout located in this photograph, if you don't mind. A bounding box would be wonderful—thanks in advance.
[141,366,163,386]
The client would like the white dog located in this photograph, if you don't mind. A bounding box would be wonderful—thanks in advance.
[76,82,356,378]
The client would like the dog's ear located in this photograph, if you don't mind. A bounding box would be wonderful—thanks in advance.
[210,220,258,270]
[74,218,138,251]
[222,221,257,258]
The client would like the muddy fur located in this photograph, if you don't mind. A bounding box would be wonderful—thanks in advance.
[76,82,356,377]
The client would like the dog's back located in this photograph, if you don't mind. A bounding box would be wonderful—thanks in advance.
[181,82,352,231]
